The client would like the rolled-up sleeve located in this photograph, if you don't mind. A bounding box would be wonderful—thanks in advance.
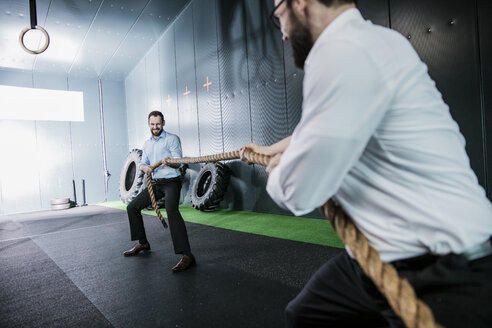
[266,40,392,216]
[169,135,183,158]
[139,143,150,170]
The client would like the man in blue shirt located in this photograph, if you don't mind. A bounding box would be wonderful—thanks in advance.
[123,110,195,273]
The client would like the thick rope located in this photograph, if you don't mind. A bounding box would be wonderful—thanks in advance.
[147,149,441,328]
[320,201,442,328]
[145,150,271,228]
[145,174,168,228]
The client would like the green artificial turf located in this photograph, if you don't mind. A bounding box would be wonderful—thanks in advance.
[99,200,344,248]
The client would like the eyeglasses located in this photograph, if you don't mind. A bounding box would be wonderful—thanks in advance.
[269,0,286,30]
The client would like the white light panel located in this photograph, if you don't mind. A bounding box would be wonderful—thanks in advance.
[0,85,84,121]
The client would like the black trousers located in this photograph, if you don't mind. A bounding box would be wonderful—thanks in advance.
[126,177,191,254]
[285,249,492,328]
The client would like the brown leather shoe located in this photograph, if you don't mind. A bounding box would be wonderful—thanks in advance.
[123,242,150,256]
[172,253,196,272]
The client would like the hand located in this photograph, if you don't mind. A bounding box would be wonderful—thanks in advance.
[163,157,180,169]
[266,153,282,175]
[140,164,153,175]
[240,143,265,164]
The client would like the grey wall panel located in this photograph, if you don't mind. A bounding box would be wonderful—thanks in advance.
[0,68,34,87]
[69,0,150,78]
[216,0,255,211]
[217,0,252,152]
[101,79,128,201]
[68,77,105,205]
[158,27,180,136]
[478,0,492,199]
[358,0,390,27]
[391,0,485,188]
[175,5,200,157]
[283,43,304,135]
[245,0,289,214]
[145,45,162,114]
[246,0,288,147]
[33,0,104,75]
[120,0,491,216]
[101,0,190,80]
[125,68,141,149]
[132,60,150,147]
[193,0,224,156]
[33,73,73,208]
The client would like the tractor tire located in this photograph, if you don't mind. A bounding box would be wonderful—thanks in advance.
[191,163,231,211]
[119,149,144,204]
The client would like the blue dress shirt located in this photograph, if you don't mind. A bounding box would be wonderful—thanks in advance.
[139,130,182,179]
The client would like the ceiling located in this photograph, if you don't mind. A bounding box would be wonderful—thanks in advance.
[0,0,190,81]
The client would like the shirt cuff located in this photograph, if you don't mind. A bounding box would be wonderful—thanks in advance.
[266,167,312,216]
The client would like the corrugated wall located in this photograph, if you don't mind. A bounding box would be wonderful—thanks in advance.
[124,0,492,216]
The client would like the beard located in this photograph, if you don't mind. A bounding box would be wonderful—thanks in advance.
[151,128,162,137]
[288,10,314,69]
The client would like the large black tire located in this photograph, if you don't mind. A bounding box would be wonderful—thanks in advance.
[119,149,144,204]
[191,163,231,211]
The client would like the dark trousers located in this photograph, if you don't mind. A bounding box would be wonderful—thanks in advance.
[127,177,191,254]
[285,249,492,328]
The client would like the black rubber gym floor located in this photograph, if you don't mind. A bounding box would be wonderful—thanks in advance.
[0,206,342,328]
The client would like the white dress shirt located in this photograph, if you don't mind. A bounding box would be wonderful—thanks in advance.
[267,8,492,261]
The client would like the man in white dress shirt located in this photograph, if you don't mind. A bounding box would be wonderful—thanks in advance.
[241,0,492,326]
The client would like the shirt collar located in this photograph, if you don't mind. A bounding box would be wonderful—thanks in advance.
[305,8,363,66]
[149,130,166,141]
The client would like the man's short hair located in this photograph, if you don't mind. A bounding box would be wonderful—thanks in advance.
[286,0,357,8]
[148,110,164,122]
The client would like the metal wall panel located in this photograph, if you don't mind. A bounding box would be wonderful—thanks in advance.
[68,76,105,205]
[102,0,190,80]
[216,0,252,152]
[358,0,390,27]
[193,0,224,157]
[121,0,491,214]
[245,0,289,214]
[132,60,150,147]
[34,0,105,76]
[478,0,492,199]
[69,0,149,78]
[391,0,486,188]
[216,0,255,211]
[101,79,129,201]
[158,27,180,136]
[283,43,303,135]
[33,72,74,208]
[125,68,141,149]
[145,45,162,114]
[175,5,200,157]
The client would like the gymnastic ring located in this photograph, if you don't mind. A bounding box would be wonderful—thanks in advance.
[19,25,50,54]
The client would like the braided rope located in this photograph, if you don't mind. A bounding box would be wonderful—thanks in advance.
[320,200,442,328]
[145,174,168,228]
[145,150,270,228]
[147,149,441,328]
